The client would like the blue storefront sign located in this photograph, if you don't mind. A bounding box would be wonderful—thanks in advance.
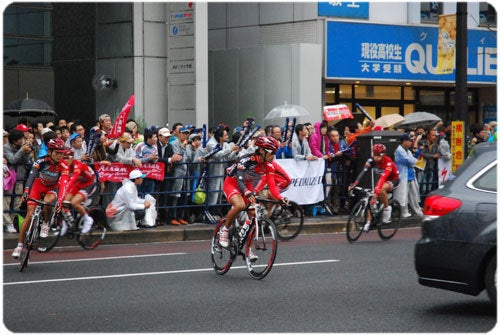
[325,21,497,84]
[318,2,369,19]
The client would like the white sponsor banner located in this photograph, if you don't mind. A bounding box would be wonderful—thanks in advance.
[277,159,325,205]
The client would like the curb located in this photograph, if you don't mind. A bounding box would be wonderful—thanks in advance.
[2,216,422,250]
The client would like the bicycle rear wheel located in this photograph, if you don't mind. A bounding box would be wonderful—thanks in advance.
[346,201,366,243]
[36,210,62,253]
[211,219,236,275]
[245,218,278,280]
[273,201,304,242]
[78,206,108,250]
[377,200,401,240]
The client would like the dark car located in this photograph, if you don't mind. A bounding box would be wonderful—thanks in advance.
[415,142,497,304]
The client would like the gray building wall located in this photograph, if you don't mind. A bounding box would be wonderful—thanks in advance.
[209,43,322,127]
[207,2,322,127]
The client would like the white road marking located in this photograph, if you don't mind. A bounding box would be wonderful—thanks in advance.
[3,252,186,266]
[4,259,339,286]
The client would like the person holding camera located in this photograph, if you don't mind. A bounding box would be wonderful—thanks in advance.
[4,129,35,232]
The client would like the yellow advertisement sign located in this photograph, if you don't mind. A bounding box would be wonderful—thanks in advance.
[437,14,456,74]
[451,121,464,172]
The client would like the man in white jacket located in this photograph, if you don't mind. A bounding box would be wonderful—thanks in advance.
[106,170,151,231]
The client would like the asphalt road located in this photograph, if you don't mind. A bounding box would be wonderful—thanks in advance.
[3,228,496,333]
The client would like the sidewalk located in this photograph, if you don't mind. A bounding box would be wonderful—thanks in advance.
[2,215,423,250]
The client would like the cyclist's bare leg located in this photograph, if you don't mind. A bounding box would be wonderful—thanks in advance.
[43,193,57,222]
[70,193,87,218]
[379,183,390,208]
[17,204,36,244]
[225,194,246,229]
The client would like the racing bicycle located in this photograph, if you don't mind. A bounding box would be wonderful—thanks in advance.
[211,196,278,280]
[36,183,108,252]
[19,198,55,271]
[346,186,401,242]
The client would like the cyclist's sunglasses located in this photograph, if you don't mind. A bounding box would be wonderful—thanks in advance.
[264,149,276,154]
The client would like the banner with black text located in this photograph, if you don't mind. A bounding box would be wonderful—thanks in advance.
[276,159,325,205]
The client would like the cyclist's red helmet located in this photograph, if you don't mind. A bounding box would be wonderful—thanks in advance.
[47,138,67,152]
[62,148,74,156]
[255,136,279,154]
[373,143,386,156]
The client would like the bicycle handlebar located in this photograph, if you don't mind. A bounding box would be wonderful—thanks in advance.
[27,197,56,207]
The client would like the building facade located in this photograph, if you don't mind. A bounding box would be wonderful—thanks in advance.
[3,2,497,130]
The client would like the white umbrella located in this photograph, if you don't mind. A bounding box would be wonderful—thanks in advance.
[399,112,442,130]
[374,114,405,129]
[265,101,311,120]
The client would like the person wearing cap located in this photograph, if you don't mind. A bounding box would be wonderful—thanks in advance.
[126,119,143,145]
[69,133,89,161]
[114,132,142,167]
[155,127,182,223]
[70,122,87,151]
[394,133,423,219]
[14,123,31,134]
[105,169,151,231]
[166,125,191,225]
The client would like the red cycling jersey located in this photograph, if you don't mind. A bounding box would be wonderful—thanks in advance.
[353,156,400,196]
[224,154,285,203]
[65,160,96,199]
[25,156,70,206]
[253,160,291,195]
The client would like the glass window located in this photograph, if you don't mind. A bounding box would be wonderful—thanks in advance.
[3,3,53,66]
[339,85,352,99]
[404,86,415,100]
[420,90,445,105]
[355,85,401,100]
[480,3,496,27]
[404,104,415,115]
[472,163,497,192]
[449,91,474,106]
[421,2,442,23]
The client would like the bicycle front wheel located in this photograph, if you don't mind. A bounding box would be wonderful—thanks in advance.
[211,219,236,275]
[346,201,366,243]
[36,211,62,253]
[78,206,108,250]
[20,218,39,272]
[273,201,304,242]
[377,200,401,240]
[245,218,278,280]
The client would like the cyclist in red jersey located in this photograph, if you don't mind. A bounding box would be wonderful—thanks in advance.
[12,138,70,259]
[60,149,97,236]
[253,160,292,195]
[219,136,288,249]
[348,143,399,231]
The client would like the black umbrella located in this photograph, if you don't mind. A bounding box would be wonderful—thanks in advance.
[4,97,56,130]
[4,97,55,116]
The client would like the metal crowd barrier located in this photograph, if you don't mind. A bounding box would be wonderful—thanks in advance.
[3,159,439,227]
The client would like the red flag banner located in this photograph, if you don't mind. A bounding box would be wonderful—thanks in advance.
[107,95,135,139]
[323,104,353,123]
[94,162,165,182]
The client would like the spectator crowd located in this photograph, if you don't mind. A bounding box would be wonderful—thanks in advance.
[3,112,497,233]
